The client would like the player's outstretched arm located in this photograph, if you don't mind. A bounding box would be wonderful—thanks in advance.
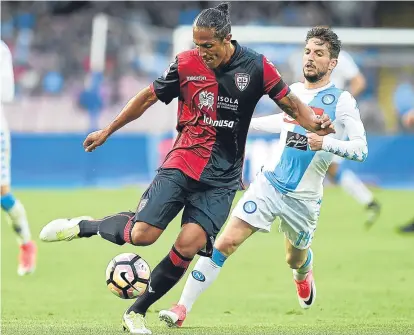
[308,92,368,162]
[104,86,158,136]
[275,92,335,136]
[249,113,283,133]
[83,87,158,152]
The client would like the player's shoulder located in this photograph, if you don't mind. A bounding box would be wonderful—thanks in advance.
[336,90,359,115]
[240,45,261,59]
[176,49,199,63]
[338,90,356,104]
[289,82,304,92]
[238,44,267,67]
[318,84,349,102]
[1,40,12,57]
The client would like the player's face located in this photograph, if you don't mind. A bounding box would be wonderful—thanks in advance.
[193,27,231,69]
[302,38,337,83]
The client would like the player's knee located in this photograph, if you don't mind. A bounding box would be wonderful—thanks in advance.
[1,185,11,196]
[173,241,200,259]
[130,221,162,246]
[285,253,303,269]
[174,224,207,258]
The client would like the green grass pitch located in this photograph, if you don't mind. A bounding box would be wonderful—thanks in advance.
[2,187,414,334]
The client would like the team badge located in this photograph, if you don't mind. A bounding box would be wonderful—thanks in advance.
[191,270,206,282]
[322,94,335,105]
[243,200,257,214]
[235,73,250,91]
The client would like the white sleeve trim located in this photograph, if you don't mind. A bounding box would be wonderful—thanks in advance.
[249,113,283,133]
[322,91,368,162]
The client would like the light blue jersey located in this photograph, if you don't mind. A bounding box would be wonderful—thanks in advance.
[259,82,368,200]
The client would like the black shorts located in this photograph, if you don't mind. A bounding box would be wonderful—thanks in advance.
[134,168,236,256]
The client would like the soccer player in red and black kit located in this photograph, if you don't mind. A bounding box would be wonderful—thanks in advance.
[40,3,334,333]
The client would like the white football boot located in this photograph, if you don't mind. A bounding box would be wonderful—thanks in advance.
[39,216,93,242]
[122,311,152,334]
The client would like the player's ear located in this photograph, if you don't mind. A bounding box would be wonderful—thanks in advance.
[329,58,338,72]
[223,33,232,44]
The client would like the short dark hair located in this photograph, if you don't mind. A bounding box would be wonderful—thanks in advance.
[193,2,231,40]
[306,26,341,59]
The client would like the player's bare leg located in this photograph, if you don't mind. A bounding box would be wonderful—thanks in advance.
[1,185,37,275]
[285,238,315,309]
[159,217,257,327]
[327,164,380,228]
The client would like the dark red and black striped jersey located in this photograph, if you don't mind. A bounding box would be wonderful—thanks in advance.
[150,41,290,190]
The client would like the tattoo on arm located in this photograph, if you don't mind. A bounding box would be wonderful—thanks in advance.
[275,92,300,119]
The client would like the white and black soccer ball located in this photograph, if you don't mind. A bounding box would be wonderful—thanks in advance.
[105,253,151,299]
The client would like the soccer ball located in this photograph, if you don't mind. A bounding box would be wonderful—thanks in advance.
[105,253,151,299]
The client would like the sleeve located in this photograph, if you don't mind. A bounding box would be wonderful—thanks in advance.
[150,57,180,105]
[250,113,284,133]
[322,91,368,162]
[262,56,290,102]
[337,51,360,81]
[1,42,15,103]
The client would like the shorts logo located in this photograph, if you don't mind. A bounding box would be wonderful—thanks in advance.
[191,270,206,282]
[235,73,250,91]
[198,90,215,111]
[322,94,335,105]
[243,201,257,214]
[137,199,148,213]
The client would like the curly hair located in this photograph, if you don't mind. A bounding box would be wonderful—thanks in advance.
[306,26,342,59]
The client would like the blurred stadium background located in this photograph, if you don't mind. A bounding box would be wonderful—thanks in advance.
[1,2,414,334]
[1,0,414,188]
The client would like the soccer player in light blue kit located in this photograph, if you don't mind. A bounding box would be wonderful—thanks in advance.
[159,26,368,326]
[1,40,37,275]
[289,28,380,228]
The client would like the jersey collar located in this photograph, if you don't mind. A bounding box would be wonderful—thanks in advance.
[302,82,335,93]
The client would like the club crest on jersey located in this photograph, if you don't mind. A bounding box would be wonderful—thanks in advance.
[198,90,215,111]
[235,73,250,91]
[322,94,335,105]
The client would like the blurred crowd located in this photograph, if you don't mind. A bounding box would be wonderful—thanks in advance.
[1,1,413,133]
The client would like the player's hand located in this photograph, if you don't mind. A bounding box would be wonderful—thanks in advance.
[313,114,335,136]
[307,133,323,151]
[83,129,110,152]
